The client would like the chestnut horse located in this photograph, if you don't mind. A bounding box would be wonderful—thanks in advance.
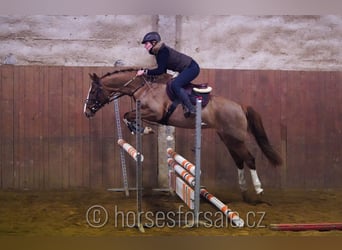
[84,67,282,202]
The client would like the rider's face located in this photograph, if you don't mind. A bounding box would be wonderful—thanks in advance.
[144,42,153,52]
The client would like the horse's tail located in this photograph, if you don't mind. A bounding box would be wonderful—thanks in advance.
[245,106,282,166]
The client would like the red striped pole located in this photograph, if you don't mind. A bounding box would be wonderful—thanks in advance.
[200,188,241,223]
[269,223,342,231]
[118,139,144,162]
[167,151,244,227]
[167,158,195,186]
[167,148,196,176]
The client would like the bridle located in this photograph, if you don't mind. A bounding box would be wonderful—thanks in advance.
[84,75,148,115]
[83,82,108,115]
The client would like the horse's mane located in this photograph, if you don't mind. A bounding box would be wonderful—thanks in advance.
[101,67,139,79]
[100,67,172,83]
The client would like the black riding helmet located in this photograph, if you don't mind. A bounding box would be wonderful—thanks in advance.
[141,32,161,44]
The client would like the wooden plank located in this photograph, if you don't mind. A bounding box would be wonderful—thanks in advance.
[322,71,342,187]
[271,70,282,188]
[62,67,76,188]
[0,66,15,188]
[22,66,33,189]
[258,70,281,187]
[279,70,289,187]
[71,67,85,188]
[61,67,70,188]
[304,71,326,188]
[25,66,44,189]
[0,66,2,188]
[285,71,307,188]
[80,67,92,187]
[36,66,46,189]
[40,66,49,189]
[88,67,105,188]
[100,67,116,188]
[19,66,30,189]
[47,66,63,189]
[12,66,21,189]
[14,66,27,189]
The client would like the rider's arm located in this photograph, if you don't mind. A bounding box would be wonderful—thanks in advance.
[145,47,169,75]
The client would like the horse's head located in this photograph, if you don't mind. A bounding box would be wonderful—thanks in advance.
[84,68,142,118]
[84,73,110,118]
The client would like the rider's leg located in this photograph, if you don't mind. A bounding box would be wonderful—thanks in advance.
[178,88,196,116]
[171,61,200,117]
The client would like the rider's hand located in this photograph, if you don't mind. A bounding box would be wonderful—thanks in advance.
[136,69,145,76]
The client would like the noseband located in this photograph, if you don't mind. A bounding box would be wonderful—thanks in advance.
[85,84,108,114]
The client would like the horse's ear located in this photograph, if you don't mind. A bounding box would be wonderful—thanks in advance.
[89,73,99,82]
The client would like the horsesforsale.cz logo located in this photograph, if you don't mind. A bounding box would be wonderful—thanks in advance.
[86,205,109,228]
[85,204,267,229]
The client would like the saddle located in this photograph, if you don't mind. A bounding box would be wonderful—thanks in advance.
[159,80,212,125]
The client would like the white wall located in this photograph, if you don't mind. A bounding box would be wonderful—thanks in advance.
[1,15,341,70]
[181,15,342,70]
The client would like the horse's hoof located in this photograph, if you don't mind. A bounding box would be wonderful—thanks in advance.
[242,191,252,203]
[255,192,273,206]
[255,187,264,195]
[143,127,154,134]
[257,191,264,196]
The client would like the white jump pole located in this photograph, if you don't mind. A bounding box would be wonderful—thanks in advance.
[135,99,144,233]
[194,98,202,226]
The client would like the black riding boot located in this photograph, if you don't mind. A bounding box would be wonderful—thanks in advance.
[178,89,196,118]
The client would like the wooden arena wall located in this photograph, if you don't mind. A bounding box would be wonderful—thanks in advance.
[0,65,341,190]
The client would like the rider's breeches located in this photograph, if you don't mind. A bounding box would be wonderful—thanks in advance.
[170,60,200,96]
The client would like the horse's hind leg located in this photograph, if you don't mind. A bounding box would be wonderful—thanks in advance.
[228,149,248,193]
[218,130,264,196]
[217,133,254,198]
[231,144,276,206]
[232,144,264,195]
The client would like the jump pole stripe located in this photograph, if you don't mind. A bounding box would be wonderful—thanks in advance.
[118,139,144,162]
[200,188,239,221]
[167,152,242,225]
[167,158,196,186]
[167,148,196,176]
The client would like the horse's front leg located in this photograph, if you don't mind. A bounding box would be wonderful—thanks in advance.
[123,110,154,135]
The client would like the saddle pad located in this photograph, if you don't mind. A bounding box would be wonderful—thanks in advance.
[166,80,211,107]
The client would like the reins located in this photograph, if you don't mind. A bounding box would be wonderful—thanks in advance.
[108,75,148,103]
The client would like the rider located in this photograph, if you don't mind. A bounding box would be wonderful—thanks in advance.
[136,31,200,117]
